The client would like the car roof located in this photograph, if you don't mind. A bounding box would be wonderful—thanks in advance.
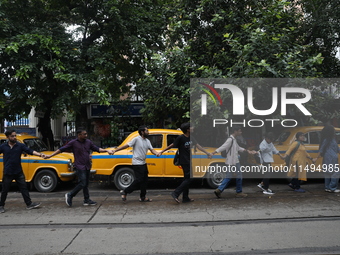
[120,129,183,146]
[281,126,340,133]
[0,133,38,139]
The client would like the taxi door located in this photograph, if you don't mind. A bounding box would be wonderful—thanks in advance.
[146,134,165,177]
[164,134,183,176]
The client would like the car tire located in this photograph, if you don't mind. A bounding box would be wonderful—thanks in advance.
[113,167,135,190]
[205,165,225,189]
[34,170,58,192]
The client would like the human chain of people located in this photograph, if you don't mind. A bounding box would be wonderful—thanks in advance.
[0,123,339,213]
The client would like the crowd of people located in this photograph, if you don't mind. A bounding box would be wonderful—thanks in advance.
[0,123,339,213]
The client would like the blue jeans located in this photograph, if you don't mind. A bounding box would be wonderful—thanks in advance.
[69,169,90,201]
[0,173,32,206]
[217,163,243,193]
[325,172,340,191]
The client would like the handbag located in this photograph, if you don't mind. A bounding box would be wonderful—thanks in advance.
[173,150,180,166]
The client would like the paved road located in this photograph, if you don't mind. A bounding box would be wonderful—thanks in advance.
[1,179,340,254]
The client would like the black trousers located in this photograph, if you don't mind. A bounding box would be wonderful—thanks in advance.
[173,164,192,200]
[261,162,272,190]
[0,173,32,206]
[124,164,148,198]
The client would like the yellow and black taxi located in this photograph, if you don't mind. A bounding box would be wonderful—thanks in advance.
[0,133,75,192]
[91,129,225,189]
[273,126,340,172]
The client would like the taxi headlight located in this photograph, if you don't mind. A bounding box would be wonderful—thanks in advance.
[68,159,74,171]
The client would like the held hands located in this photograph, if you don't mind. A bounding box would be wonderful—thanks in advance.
[40,153,47,159]
[43,154,51,159]
[247,150,257,155]
[106,149,114,155]
[278,154,285,160]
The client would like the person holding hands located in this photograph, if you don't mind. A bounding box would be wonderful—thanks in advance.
[113,126,159,202]
[46,128,114,207]
[159,123,212,203]
[0,130,44,213]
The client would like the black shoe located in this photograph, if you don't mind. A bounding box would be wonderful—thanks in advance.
[0,206,4,213]
[214,189,222,198]
[83,200,97,206]
[65,193,72,207]
[182,198,194,203]
[26,202,41,210]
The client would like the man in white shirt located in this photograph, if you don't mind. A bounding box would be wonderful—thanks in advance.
[257,132,284,195]
[211,126,256,198]
[113,126,160,202]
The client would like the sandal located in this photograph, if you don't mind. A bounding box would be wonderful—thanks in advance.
[171,192,180,204]
[139,197,152,202]
[120,190,127,201]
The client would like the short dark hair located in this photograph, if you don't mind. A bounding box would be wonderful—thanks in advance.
[180,122,190,133]
[295,132,305,140]
[265,132,275,140]
[5,130,15,137]
[76,128,86,135]
[138,125,148,136]
[231,125,242,134]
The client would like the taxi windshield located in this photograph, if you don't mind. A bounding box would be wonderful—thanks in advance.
[275,131,290,144]
[23,138,49,152]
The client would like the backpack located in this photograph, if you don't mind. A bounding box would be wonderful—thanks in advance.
[221,137,233,158]
[173,134,184,166]
[173,150,180,166]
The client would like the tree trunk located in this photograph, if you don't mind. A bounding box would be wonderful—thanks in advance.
[37,109,54,151]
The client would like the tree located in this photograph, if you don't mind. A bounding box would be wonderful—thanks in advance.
[138,0,327,131]
[0,0,167,148]
[298,0,340,77]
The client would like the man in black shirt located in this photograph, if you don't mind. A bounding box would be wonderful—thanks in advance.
[159,123,211,203]
[0,130,44,213]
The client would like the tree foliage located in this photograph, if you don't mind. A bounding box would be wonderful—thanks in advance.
[138,0,340,129]
[1,0,340,144]
[0,0,166,148]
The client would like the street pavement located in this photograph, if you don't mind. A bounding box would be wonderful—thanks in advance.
[0,179,340,255]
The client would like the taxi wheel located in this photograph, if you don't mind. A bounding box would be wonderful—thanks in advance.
[206,168,225,189]
[114,167,135,190]
[34,170,58,192]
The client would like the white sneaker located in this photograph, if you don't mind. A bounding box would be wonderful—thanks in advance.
[325,189,331,192]
[263,190,275,195]
[332,189,340,193]
[257,183,265,191]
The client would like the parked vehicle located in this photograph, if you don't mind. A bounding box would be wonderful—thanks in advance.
[272,126,340,176]
[0,133,75,192]
[91,129,226,189]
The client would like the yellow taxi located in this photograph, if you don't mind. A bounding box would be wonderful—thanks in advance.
[272,126,340,175]
[0,133,75,192]
[91,129,226,189]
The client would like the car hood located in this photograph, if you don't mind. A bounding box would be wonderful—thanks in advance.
[41,151,74,161]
